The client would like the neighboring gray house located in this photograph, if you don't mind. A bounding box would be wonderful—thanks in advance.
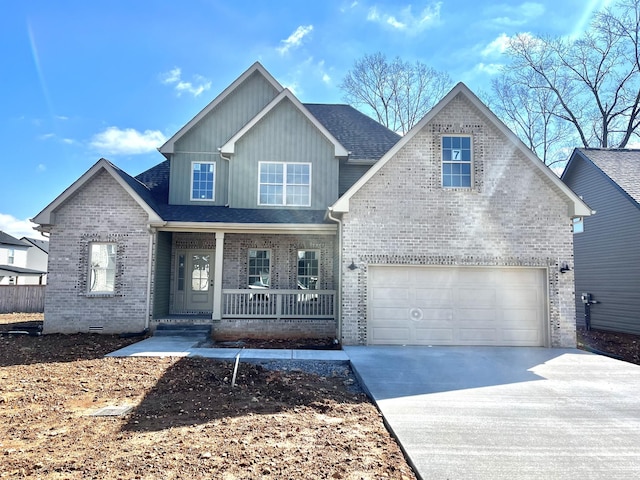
[32,63,590,347]
[562,148,640,335]
[0,231,47,285]
[21,237,49,285]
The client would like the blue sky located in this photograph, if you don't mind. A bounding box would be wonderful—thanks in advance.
[0,0,612,238]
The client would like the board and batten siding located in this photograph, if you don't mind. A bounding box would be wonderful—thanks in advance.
[564,158,640,335]
[152,231,172,318]
[229,98,339,210]
[169,71,279,205]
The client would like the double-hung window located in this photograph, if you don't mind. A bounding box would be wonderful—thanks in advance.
[297,250,319,290]
[259,162,311,206]
[442,136,472,188]
[7,248,14,265]
[89,243,116,293]
[248,249,271,288]
[191,162,216,201]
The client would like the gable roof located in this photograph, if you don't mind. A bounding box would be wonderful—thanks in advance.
[32,158,164,229]
[330,82,593,218]
[159,62,283,155]
[563,148,640,206]
[304,104,401,162]
[0,231,27,248]
[21,237,49,254]
[219,89,349,157]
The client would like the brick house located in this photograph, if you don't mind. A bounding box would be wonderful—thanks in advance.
[32,63,591,347]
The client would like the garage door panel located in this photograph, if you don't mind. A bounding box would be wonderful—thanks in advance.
[414,288,453,307]
[414,328,454,343]
[368,266,546,346]
[457,288,497,308]
[370,327,411,341]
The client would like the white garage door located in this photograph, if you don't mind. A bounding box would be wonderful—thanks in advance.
[368,266,547,346]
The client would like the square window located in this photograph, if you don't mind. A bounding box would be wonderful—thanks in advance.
[191,162,216,201]
[258,162,311,206]
[442,136,472,188]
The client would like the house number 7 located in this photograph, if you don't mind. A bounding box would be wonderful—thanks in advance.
[452,149,461,160]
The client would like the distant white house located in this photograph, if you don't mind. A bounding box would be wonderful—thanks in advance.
[0,231,48,285]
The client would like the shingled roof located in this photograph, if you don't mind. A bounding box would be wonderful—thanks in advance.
[0,231,26,247]
[573,148,640,204]
[304,104,401,161]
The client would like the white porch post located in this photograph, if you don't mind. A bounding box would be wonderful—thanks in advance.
[212,231,225,320]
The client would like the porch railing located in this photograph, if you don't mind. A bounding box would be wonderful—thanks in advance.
[222,289,336,319]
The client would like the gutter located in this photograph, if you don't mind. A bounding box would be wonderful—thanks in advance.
[145,227,155,330]
[326,207,343,343]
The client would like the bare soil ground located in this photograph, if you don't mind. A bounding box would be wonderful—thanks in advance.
[3,314,639,480]
[0,314,415,479]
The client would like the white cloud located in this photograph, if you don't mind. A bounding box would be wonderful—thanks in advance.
[367,2,441,33]
[0,213,41,239]
[90,127,167,155]
[474,62,503,75]
[160,67,211,97]
[277,25,314,55]
[482,33,512,57]
[488,2,544,27]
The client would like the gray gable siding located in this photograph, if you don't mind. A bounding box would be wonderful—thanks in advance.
[563,154,640,335]
[169,71,279,205]
[229,98,339,209]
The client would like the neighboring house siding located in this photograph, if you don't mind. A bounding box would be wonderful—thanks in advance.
[24,245,48,285]
[229,99,339,209]
[564,157,640,334]
[340,93,576,347]
[43,170,151,334]
[170,71,279,205]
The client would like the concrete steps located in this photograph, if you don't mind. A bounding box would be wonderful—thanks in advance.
[154,323,212,337]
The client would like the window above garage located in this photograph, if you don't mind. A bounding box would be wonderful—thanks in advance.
[442,135,472,188]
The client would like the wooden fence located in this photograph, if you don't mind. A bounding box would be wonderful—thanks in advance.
[0,285,46,313]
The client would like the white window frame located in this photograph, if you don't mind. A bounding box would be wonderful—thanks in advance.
[190,161,216,201]
[248,249,271,288]
[258,162,312,207]
[7,248,14,265]
[88,242,117,294]
[572,217,584,234]
[442,135,473,189]
[297,250,320,290]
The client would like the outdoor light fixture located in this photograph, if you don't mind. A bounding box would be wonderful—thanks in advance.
[559,263,571,273]
[348,259,358,270]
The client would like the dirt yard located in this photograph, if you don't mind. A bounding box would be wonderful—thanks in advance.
[2,313,639,479]
[0,314,415,479]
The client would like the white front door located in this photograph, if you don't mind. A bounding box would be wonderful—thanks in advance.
[174,250,215,314]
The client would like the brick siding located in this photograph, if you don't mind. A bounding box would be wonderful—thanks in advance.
[340,93,576,347]
[43,170,151,334]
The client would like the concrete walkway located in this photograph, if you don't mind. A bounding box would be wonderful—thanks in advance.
[107,335,348,361]
[109,337,640,479]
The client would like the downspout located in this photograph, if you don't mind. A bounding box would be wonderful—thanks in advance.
[218,149,232,206]
[327,207,343,343]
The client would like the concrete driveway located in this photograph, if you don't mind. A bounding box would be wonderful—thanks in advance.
[344,346,640,480]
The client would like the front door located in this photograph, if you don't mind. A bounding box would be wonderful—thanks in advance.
[174,250,215,314]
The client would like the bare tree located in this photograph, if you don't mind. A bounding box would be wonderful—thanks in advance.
[499,0,640,151]
[491,70,573,166]
[340,53,453,134]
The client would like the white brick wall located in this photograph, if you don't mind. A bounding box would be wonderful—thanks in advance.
[43,170,151,334]
[340,93,576,347]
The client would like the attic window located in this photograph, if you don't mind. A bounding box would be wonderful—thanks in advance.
[442,136,472,188]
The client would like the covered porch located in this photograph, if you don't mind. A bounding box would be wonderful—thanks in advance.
[149,226,338,339]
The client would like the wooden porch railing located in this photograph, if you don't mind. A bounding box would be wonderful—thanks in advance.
[222,289,336,319]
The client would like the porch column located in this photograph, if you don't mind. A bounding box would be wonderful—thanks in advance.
[212,231,225,320]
